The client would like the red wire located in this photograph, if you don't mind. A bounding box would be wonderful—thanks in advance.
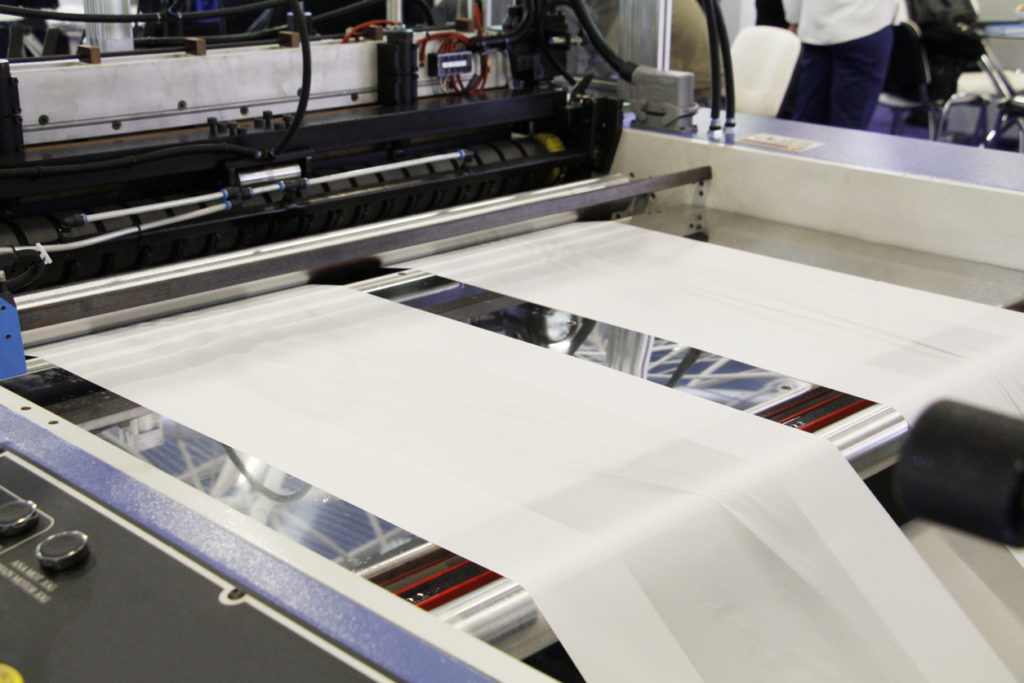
[341,19,396,43]
[417,26,487,95]
[471,2,488,93]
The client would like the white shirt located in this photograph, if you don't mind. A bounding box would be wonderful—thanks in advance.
[783,0,901,46]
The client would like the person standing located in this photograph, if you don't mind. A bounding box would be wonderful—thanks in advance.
[670,0,713,102]
[785,0,900,129]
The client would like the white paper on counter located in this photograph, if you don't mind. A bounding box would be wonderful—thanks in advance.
[36,285,1010,682]
[410,221,1024,422]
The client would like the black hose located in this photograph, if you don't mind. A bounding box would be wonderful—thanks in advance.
[308,0,377,25]
[537,2,575,84]
[0,143,260,179]
[699,0,722,129]
[0,0,288,24]
[268,0,311,159]
[473,0,534,49]
[0,4,157,21]
[559,0,636,82]
[712,1,735,125]
[410,0,434,23]
[308,0,432,26]
[4,257,46,293]
[0,0,430,28]
[184,0,288,20]
[134,27,283,45]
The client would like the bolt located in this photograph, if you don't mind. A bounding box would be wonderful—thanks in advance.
[177,100,187,110]
[37,114,49,125]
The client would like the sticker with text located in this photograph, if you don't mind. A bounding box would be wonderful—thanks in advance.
[739,132,823,152]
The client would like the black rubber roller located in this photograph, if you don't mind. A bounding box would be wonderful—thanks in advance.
[898,401,1024,546]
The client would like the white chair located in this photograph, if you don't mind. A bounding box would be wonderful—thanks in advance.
[730,26,802,117]
[955,69,1024,98]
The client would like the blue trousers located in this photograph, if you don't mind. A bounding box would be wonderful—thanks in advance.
[793,27,894,130]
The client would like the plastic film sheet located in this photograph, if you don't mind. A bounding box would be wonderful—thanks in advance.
[410,221,1024,422]
[36,285,1011,682]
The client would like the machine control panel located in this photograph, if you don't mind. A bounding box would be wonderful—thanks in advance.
[0,498,40,537]
[0,453,387,682]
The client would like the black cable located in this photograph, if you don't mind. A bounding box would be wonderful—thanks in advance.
[712,0,735,126]
[0,143,260,179]
[134,27,283,45]
[666,347,702,389]
[306,0,432,26]
[0,0,288,23]
[223,445,312,503]
[184,0,287,20]
[0,4,158,21]
[558,0,636,82]
[307,0,377,25]
[410,0,434,23]
[699,0,722,129]
[4,257,46,293]
[537,1,575,84]
[267,0,311,159]
[473,0,534,49]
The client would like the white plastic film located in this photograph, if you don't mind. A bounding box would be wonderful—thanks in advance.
[410,221,1024,422]
[36,283,1010,681]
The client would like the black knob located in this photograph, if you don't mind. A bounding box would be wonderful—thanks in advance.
[0,499,38,537]
[35,530,89,571]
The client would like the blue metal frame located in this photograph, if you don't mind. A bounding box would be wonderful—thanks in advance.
[0,404,496,683]
[0,292,26,380]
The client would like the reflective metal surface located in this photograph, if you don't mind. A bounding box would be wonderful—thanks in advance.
[365,271,816,417]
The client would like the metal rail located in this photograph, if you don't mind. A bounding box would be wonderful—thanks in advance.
[17,167,710,341]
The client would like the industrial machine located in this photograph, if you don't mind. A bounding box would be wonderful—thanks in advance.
[3,1,1024,681]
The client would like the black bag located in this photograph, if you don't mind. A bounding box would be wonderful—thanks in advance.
[907,0,977,25]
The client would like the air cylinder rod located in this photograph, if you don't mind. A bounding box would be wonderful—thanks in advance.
[386,0,402,25]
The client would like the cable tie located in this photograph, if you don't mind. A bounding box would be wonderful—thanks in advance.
[220,188,229,200]
[277,180,285,191]
[33,243,52,265]
[223,199,233,211]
